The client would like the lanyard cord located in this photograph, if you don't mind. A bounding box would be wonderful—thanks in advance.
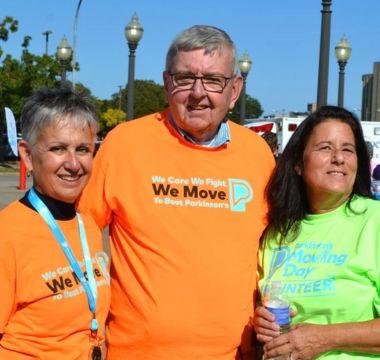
[28,187,98,333]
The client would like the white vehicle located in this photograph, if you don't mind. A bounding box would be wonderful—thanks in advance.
[244,117,305,153]
[245,117,380,168]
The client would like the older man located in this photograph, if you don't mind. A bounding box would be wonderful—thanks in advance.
[79,25,274,359]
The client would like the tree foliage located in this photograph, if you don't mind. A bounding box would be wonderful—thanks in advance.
[94,80,167,136]
[0,50,62,131]
[113,80,168,119]
[0,17,87,133]
[98,108,126,137]
[229,93,263,123]
[0,16,18,58]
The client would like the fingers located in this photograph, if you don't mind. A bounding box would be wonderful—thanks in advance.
[254,307,280,331]
[255,306,276,322]
[253,306,280,342]
[264,334,292,358]
[264,342,292,359]
[257,333,277,343]
[265,333,290,349]
[254,316,280,331]
[255,322,280,340]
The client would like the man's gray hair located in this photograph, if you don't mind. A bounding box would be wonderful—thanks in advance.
[20,83,98,148]
[166,25,238,75]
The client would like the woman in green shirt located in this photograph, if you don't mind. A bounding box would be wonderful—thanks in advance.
[254,106,380,359]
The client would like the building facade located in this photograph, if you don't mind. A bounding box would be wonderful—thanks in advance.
[362,62,380,121]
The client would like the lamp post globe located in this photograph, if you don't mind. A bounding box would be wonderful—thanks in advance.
[335,35,351,107]
[56,36,73,82]
[238,51,253,123]
[335,35,352,62]
[125,13,144,121]
[125,13,144,45]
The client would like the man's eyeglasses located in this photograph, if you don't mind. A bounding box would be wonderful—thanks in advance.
[169,73,234,93]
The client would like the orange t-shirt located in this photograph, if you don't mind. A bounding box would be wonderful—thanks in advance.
[0,200,111,360]
[79,110,275,359]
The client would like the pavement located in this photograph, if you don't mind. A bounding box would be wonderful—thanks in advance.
[0,173,32,210]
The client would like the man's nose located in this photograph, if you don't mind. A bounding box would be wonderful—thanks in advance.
[191,78,207,97]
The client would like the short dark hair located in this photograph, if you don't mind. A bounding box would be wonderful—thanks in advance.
[263,105,372,244]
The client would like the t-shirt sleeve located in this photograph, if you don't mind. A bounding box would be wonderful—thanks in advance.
[0,243,16,333]
[78,144,112,230]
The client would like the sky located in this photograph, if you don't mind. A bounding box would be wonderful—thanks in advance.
[2,0,380,117]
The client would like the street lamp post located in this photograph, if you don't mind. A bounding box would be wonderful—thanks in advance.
[118,85,123,110]
[56,36,73,82]
[238,52,253,123]
[72,0,84,89]
[42,30,52,55]
[125,13,144,120]
[335,35,352,108]
[316,0,333,108]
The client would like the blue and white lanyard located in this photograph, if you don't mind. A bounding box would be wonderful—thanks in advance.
[28,187,99,335]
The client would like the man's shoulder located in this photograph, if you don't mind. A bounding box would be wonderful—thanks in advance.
[228,121,275,169]
[229,120,258,136]
[110,110,168,136]
[99,110,169,151]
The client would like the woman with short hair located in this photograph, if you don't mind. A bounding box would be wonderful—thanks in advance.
[0,84,110,359]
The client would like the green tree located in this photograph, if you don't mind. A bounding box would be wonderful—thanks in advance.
[111,80,168,119]
[98,108,126,137]
[0,51,88,130]
[229,93,263,123]
[0,48,61,130]
[0,16,18,58]
[0,18,90,133]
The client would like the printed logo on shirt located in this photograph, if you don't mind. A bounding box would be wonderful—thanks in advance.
[263,242,348,298]
[40,251,110,301]
[151,175,254,212]
[228,178,254,212]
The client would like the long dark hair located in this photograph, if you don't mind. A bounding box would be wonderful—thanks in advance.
[263,106,372,244]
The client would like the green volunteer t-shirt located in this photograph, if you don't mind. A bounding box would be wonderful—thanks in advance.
[259,196,380,359]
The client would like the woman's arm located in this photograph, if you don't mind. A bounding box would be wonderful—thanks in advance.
[264,319,380,360]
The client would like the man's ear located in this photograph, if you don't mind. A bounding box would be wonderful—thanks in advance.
[228,76,243,109]
[163,71,170,92]
[18,140,33,172]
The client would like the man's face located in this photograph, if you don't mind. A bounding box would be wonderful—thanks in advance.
[163,48,242,142]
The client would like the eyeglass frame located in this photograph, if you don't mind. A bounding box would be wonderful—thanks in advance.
[169,72,235,93]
